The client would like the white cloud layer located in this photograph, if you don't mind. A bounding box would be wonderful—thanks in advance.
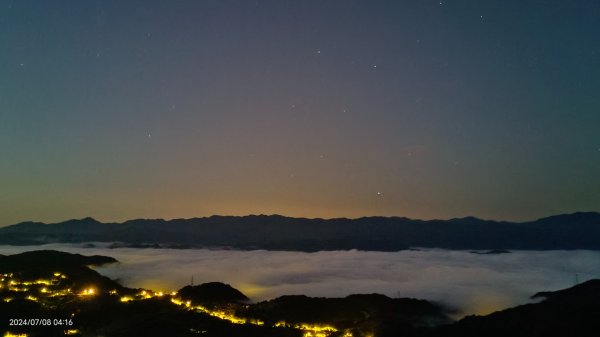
[1,244,599,317]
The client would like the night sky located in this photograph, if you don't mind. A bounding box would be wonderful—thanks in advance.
[1,0,599,226]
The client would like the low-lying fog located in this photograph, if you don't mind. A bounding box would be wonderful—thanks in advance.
[1,244,599,318]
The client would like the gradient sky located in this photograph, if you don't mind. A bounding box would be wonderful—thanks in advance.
[1,0,599,226]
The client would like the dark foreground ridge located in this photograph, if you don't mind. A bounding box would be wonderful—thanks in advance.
[1,212,600,251]
[2,250,599,337]
[424,279,600,337]
[178,282,249,305]
[0,250,449,337]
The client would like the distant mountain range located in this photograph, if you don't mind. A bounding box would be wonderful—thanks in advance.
[1,212,599,251]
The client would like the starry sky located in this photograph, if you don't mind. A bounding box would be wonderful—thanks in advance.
[1,0,599,226]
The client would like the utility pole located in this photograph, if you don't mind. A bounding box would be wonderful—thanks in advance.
[191,275,194,286]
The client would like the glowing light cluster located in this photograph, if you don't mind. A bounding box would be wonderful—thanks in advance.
[80,288,95,296]
[7,287,28,292]
[169,298,264,325]
[0,271,347,337]
[3,333,28,337]
[194,304,250,325]
[21,279,53,286]
[117,289,173,301]
[275,321,342,337]
[52,272,67,280]
[1,272,72,298]
[48,288,73,297]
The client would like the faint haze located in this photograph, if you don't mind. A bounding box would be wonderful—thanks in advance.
[1,244,599,318]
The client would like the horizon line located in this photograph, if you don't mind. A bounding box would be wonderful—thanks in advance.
[4,210,599,228]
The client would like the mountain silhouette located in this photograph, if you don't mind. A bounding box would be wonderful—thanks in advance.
[427,279,600,337]
[178,282,250,305]
[1,212,599,251]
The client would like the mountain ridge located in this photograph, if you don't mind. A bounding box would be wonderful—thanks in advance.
[1,212,599,251]
[6,211,600,227]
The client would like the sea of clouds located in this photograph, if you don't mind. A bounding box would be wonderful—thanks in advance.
[1,244,599,318]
